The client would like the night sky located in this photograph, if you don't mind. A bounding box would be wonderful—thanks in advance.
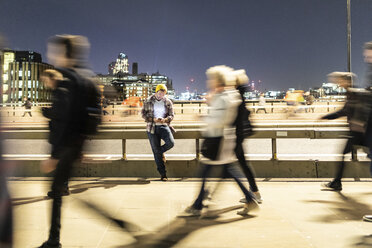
[1,0,372,93]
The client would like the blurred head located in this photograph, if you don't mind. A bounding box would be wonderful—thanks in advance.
[155,84,167,99]
[364,41,372,64]
[232,69,249,87]
[40,69,63,89]
[47,35,90,68]
[23,97,28,101]
[327,71,356,89]
[205,65,235,91]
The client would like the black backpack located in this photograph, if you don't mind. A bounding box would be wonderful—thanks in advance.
[79,76,102,135]
[59,68,102,136]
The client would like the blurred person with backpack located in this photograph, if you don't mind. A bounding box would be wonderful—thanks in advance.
[320,71,369,191]
[38,35,101,248]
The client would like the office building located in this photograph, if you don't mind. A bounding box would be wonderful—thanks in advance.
[113,53,129,75]
[2,50,53,103]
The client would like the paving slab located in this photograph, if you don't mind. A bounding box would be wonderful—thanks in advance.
[7,178,372,248]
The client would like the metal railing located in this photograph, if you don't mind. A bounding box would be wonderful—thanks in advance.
[2,126,359,162]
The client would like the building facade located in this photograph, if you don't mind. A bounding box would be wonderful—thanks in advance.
[2,50,53,103]
[113,53,129,75]
[97,72,174,101]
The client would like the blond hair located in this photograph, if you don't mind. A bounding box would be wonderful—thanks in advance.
[206,65,236,87]
[232,69,249,86]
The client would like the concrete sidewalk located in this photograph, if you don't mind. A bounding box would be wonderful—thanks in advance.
[8,178,372,248]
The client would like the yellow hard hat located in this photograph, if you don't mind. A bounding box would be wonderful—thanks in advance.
[156,84,167,93]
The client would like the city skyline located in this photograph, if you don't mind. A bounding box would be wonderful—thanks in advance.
[1,0,372,93]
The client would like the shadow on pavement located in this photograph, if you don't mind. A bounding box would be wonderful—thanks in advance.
[77,197,254,248]
[88,202,253,248]
[349,234,372,247]
[304,192,372,222]
[11,179,150,206]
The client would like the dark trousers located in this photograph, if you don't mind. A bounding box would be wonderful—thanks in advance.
[192,163,254,210]
[235,137,258,192]
[256,108,267,113]
[22,111,32,117]
[147,125,175,176]
[48,138,84,243]
[0,178,12,245]
[334,132,363,183]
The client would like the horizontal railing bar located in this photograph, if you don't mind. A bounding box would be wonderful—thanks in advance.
[1,128,352,140]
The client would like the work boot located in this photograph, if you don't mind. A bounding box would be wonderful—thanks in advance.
[160,174,168,181]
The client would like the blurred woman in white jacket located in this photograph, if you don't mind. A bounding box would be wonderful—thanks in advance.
[183,65,259,216]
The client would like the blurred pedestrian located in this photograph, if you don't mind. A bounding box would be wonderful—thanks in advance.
[40,69,70,197]
[22,97,32,117]
[0,34,12,248]
[101,96,110,115]
[360,41,372,221]
[321,72,365,191]
[256,93,267,113]
[183,66,258,217]
[141,84,175,181]
[233,69,262,203]
[38,35,101,248]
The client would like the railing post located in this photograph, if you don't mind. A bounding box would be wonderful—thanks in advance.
[199,103,201,114]
[122,139,127,160]
[181,103,184,114]
[351,147,358,162]
[271,102,274,113]
[327,101,330,112]
[196,139,200,160]
[271,138,277,160]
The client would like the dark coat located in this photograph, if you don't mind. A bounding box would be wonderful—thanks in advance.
[42,68,86,151]
[234,84,252,139]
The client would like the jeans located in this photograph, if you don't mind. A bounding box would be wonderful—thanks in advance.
[147,125,175,176]
[192,163,254,210]
[235,137,258,192]
[48,137,84,243]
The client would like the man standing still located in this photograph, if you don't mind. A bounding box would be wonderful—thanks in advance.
[141,84,175,181]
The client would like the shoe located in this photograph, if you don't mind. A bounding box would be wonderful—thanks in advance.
[161,176,168,181]
[47,187,70,198]
[363,215,372,222]
[181,206,201,217]
[239,191,263,204]
[253,191,263,204]
[38,241,62,248]
[321,181,342,191]
[162,154,167,163]
[237,200,259,216]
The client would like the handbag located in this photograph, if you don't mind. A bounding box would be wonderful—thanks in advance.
[201,137,223,160]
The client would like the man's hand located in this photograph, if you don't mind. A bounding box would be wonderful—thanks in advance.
[155,118,167,124]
